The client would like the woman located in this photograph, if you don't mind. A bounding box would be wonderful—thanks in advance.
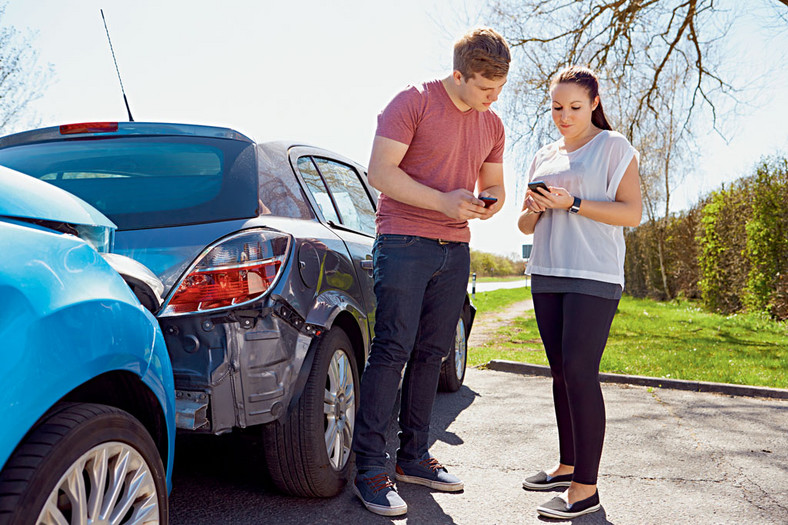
[517,65,642,519]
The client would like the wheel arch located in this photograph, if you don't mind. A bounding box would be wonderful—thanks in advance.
[329,310,367,373]
[284,305,368,418]
[464,294,476,334]
[62,371,171,474]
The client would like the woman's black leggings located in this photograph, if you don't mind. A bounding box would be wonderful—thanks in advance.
[532,292,619,485]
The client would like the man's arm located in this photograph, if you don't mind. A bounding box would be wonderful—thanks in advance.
[367,136,493,221]
[475,161,505,219]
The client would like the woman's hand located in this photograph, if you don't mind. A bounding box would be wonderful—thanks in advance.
[519,189,549,234]
[528,185,573,211]
[523,194,544,214]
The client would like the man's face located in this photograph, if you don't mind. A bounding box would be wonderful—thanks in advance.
[454,71,507,112]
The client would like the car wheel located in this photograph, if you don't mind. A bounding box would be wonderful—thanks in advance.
[0,403,168,525]
[439,306,470,392]
[262,327,358,497]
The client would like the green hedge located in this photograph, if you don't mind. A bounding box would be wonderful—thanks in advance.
[743,158,788,318]
[469,249,524,277]
[624,205,704,301]
[698,181,752,313]
[625,156,788,320]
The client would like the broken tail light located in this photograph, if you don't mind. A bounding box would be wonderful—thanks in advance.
[160,228,291,316]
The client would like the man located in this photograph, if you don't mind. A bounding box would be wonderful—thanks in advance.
[351,27,510,516]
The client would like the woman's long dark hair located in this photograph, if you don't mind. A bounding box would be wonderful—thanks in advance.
[551,66,612,131]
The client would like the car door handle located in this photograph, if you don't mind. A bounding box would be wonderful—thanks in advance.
[360,259,373,270]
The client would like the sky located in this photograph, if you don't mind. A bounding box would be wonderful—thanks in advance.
[4,0,787,258]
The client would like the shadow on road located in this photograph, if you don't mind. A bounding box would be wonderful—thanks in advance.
[169,384,479,524]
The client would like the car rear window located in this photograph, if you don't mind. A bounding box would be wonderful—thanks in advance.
[0,136,259,230]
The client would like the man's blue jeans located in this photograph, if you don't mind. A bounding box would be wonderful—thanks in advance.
[352,234,470,470]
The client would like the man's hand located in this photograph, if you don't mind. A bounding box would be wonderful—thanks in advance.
[475,163,504,220]
[438,189,494,220]
[476,190,501,219]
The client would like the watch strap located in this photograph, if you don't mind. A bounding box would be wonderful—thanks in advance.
[569,196,581,214]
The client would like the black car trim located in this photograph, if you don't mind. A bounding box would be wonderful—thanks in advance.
[327,219,375,238]
[286,147,379,224]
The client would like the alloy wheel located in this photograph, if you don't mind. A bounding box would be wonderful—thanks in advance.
[323,349,355,471]
[454,317,467,381]
[36,441,160,525]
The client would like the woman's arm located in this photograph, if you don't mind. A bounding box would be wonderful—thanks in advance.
[528,157,642,227]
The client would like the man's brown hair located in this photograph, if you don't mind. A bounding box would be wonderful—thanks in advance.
[453,27,510,80]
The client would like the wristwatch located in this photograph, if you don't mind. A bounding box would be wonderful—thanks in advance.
[568,196,581,214]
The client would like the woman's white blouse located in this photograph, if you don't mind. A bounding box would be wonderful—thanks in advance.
[525,130,639,286]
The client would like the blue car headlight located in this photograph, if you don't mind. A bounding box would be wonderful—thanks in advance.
[74,224,114,253]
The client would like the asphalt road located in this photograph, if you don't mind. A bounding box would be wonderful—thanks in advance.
[467,278,528,294]
[169,368,788,524]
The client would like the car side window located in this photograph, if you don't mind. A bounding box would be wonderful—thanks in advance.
[313,158,377,236]
[297,157,341,224]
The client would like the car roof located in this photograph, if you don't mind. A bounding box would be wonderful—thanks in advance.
[0,124,367,172]
[0,122,255,148]
[260,140,367,171]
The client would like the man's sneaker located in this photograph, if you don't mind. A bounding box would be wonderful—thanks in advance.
[522,470,573,490]
[536,491,601,519]
[395,455,464,492]
[353,470,408,517]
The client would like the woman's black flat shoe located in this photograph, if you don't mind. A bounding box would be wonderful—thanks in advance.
[522,471,573,490]
[537,491,601,519]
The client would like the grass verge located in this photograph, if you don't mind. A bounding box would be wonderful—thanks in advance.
[468,275,526,284]
[470,286,531,313]
[469,292,788,389]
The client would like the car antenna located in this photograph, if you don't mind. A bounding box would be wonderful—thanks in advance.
[100,9,134,122]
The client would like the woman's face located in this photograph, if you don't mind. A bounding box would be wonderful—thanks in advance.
[550,82,599,140]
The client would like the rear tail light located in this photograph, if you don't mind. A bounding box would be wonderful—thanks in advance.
[160,229,291,316]
[59,122,119,134]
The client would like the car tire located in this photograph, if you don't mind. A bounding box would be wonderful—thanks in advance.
[0,402,168,525]
[262,328,359,497]
[439,306,470,392]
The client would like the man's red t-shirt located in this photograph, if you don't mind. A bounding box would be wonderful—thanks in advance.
[375,79,505,243]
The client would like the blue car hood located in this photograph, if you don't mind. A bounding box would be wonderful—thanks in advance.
[0,165,115,229]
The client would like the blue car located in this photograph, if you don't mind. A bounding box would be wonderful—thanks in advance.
[0,166,175,524]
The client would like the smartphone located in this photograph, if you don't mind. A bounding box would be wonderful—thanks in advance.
[479,196,498,208]
[528,181,550,194]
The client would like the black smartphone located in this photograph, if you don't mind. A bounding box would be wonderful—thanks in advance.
[479,196,498,208]
[528,181,550,194]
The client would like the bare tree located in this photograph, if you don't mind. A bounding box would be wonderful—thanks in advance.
[0,3,52,132]
[631,64,694,298]
[483,0,788,300]
[485,0,786,298]
[488,1,755,140]
[485,0,786,174]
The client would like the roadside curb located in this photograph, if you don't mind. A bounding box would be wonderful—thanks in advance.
[485,360,788,400]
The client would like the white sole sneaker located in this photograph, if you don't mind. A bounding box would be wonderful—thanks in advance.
[522,471,573,490]
[536,493,601,519]
[394,472,464,492]
[352,484,408,516]
[522,479,572,490]
[536,502,601,519]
